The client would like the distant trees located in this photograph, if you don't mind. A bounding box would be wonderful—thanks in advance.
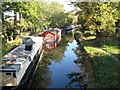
[2,1,74,41]
[2,2,21,40]
[72,2,120,41]
[47,2,66,28]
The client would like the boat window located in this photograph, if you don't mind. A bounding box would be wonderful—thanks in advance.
[45,35,50,38]
[46,44,51,48]
[13,72,16,78]
[6,73,11,75]
[28,56,31,61]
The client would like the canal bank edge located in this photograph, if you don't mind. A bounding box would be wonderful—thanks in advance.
[74,39,95,88]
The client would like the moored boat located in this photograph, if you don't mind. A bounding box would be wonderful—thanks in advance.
[40,28,61,50]
[0,36,43,87]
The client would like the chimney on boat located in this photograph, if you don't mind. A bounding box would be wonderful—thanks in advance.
[22,36,34,51]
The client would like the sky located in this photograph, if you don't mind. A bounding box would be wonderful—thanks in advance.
[48,0,76,12]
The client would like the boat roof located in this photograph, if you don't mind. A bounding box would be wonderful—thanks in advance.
[0,36,43,72]
[62,26,72,28]
[49,30,59,34]
[0,44,30,72]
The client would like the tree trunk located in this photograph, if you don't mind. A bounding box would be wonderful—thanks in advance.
[13,10,17,40]
[34,27,36,33]
[14,11,17,31]
[19,13,22,34]
[95,30,101,40]
[115,19,120,34]
[20,28,22,33]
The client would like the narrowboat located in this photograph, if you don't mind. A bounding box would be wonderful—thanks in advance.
[0,36,43,87]
[61,25,79,35]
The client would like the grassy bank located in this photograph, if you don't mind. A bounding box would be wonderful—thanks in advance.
[82,33,119,88]
[100,39,119,60]
[83,32,119,60]
[2,38,22,56]
[84,46,118,88]
[2,32,30,56]
[1,30,43,56]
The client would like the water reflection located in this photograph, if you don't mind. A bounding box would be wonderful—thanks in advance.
[73,39,95,88]
[66,72,86,88]
[30,33,88,88]
[43,42,57,50]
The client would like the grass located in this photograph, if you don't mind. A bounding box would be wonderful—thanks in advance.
[83,32,119,59]
[2,38,22,57]
[20,32,30,37]
[1,31,36,56]
[84,46,118,88]
[100,40,120,60]
[82,32,119,88]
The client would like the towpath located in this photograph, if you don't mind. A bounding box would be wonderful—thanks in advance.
[83,40,119,69]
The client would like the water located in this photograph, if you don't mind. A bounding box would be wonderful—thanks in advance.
[30,34,87,88]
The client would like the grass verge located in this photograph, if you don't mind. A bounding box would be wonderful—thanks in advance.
[2,38,22,57]
[2,32,32,56]
[100,39,120,60]
[84,46,118,88]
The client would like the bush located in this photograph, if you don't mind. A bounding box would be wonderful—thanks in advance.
[6,27,15,41]
[74,31,83,41]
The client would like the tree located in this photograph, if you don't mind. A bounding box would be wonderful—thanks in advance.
[48,2,67,28]
[2,1,74,41]
[2,2,23,40]
[72,2,119,41]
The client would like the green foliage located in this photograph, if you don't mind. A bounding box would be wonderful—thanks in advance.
[6,27,15,40]
[2,1,74,55]
[100,39,120,59]
[17,19,28,29]
[73,2,119,40]
[74,30,83,41]
[47,2,68,27]
[2,38,22,56]
[2,1,73,37]
[3,20,14,28]
[20,32,30,37]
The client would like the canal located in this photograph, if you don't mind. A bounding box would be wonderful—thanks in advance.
[30,33,90,88]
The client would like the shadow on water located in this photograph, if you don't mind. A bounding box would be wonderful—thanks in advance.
[30,33,94,89]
